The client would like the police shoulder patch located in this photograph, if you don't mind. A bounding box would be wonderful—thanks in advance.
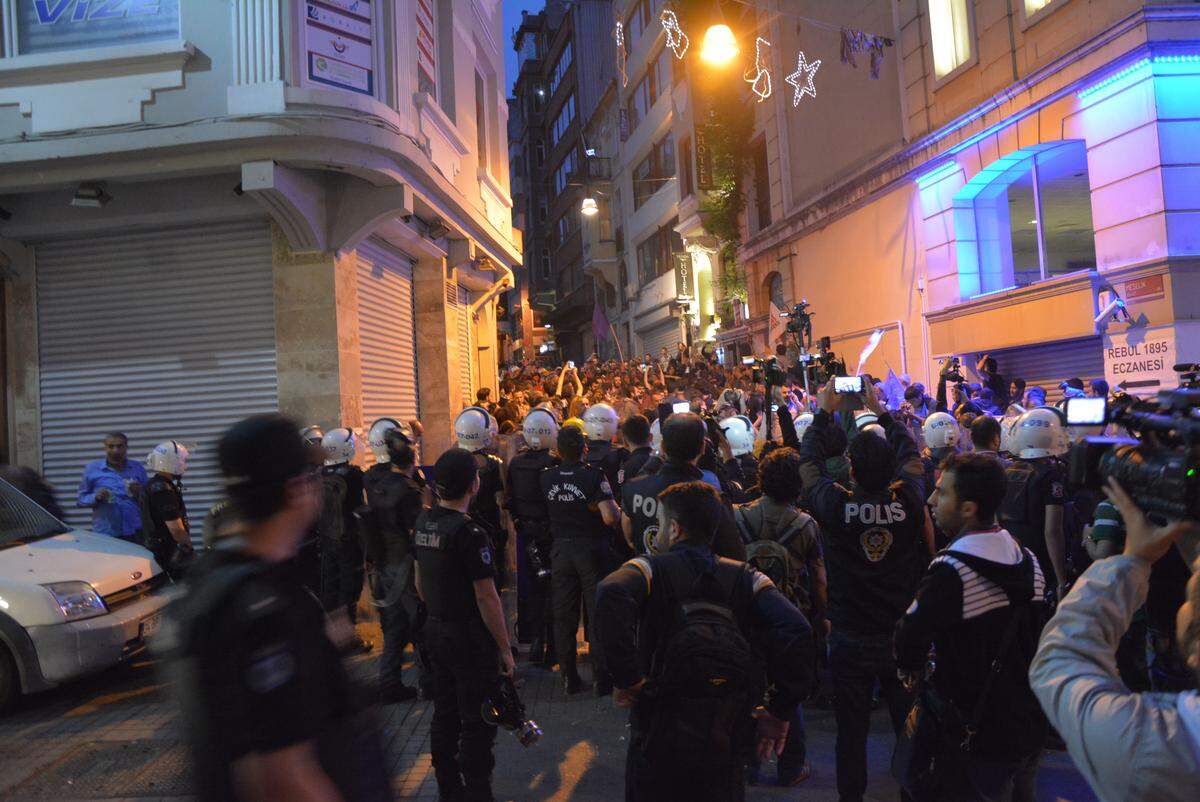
[480,547,493,565]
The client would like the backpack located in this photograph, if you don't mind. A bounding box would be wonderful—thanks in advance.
[998,461,1038,539]
[733,504,805,602]
[319,471,349,543]
[640,554,761,775]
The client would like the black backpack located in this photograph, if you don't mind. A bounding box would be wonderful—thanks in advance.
[319,471,349,543]
[640,553,762,775]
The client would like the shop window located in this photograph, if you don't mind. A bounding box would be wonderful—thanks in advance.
[1021,0,1067,26]
[929,0,973,80]
[953,141,1097,298]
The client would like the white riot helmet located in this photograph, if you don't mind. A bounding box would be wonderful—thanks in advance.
[146,440,188,476]
[793,413,815,441]
[454,406,494,452]
[523,409,559,450]
[999,414,1021,456]
[923,412,960,450]
[300,425,324,446]
[322,427,358,466]
[583,403,619,442]
[855,411,880,431]
[650,419,663,456]
[1012,407,1069,459]
[367,418,409,464]
[720,416,756,457]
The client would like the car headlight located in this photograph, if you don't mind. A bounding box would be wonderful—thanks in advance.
[42,581,107,621]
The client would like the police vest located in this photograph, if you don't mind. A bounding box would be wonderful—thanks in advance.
[999,459,1063,545]
[362,471,422,568]
[469,453,504,530]
[622,463,704,556]
[412,508,485,622]
[507,450,558,521]
[585,440,628,493]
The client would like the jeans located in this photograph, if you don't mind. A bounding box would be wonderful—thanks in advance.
[551,538,608,680]
[829,629,915,802]
[426,618,499,802]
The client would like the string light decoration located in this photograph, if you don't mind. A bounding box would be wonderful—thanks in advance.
[744,36,772,102]
[614,21,628,87]
[660,10,690,59]
[785,50,821,106]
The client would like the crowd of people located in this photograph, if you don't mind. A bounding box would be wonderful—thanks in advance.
[7,340,1196,802]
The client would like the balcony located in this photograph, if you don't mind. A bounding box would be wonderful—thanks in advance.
[550,278,595,325]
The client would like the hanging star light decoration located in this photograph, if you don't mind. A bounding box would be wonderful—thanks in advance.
[660,10,689,59]
[614,21,628,87]
[744,36,772,102]
[785,50,821,107]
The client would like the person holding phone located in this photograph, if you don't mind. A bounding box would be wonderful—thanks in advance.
[77,431,148,541]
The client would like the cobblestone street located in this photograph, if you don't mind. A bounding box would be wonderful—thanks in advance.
[0,622,1097,802]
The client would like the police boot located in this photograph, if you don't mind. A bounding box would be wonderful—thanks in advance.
[562,670,584,696]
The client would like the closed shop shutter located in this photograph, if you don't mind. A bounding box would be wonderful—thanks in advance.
[988,336,1104,405]
[36,221,277,542]
[447,282,475,408]
[639,318,682,358]
[356,239,419,424]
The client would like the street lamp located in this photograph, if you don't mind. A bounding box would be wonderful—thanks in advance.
[700,23,739,66]
[580,196,599,216]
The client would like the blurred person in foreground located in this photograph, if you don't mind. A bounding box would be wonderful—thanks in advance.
[1030,477,1200,802]
[171,414,392,802]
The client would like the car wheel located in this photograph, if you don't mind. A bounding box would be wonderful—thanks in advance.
[0,644,18,713]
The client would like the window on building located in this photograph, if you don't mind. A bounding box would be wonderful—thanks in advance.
[416,0,439,99]
[960,141,1096,295]
[535,142,546,167]
[633,134,676,210]
[549,41,573,96]
[618,257,629,309]
[541,248,552,280]
[636,218,685,286]
[751,138,772,232]
[929,0,973,80]
[679,135,694,198]
[766,272,786,310]
[551,93,576,148]
[1022,0,1064,22]
[625,47,671,133]
[626,0,652,49]
[556,212,579,247]
[552,149,579,196]
[475,72,489,171]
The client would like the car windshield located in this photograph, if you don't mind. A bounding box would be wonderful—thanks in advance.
[0,479,71,546]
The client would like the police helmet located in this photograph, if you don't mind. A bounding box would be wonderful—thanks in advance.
[367,417,409,464]
[649,418,662,456]
[923,412,960,450]
[583,403,619,441]
[454,406,494,452]
[300,424,324,446]
[855,410,880,430]
[719,415,756,457]
[146,440,189,476]
[793,413,815,441]
[861,424,887,439]
[322,427,358,466]
[523,409,559,450]
[1011,407,1069,459]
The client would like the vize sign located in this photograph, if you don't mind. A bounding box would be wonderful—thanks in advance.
[18,0,180,55]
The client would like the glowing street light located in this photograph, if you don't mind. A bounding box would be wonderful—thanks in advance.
[580,196,599,216]
[700,23,739,66]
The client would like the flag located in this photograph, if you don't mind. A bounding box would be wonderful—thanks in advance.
[881,369,906,411]
[854,329,885,377]
[592,299,611,343]
[768,302,787,348]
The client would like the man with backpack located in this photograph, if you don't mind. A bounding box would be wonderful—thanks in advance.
[734,446,826,787]
[319,427,371,653]
[596,481,816,802]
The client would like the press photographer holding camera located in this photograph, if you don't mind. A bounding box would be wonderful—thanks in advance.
[1030,376,1200,802]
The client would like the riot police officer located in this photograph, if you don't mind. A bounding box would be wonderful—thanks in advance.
[140,440,194,577]
[583,403,629,493]
[360,418,427,703]
[617,415,654,485]
[719,414,759,498]
[413,448,514,802]
[540,427,621,696]
[455,406,510,587]
[506,409,561,666]
[319,428,370,652]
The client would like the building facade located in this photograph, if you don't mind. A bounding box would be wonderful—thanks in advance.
[735,0,1199,399]
[0,0,520,532]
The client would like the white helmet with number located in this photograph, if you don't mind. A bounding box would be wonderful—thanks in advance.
[720,416,756,457]
[367,418,410,464]
[322,427,358,466]
[300,425,324,446]
[923,412,960,450]
[1012,407,1069,459]
[454,406,494,452]
[650,419,663,456]
[793,413,815,441]
[146,440,189,475]
[583,403,619,441]
[855,411,881,430]
[522,409,559,450]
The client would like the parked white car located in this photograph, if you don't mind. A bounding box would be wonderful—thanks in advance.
[0,479,171,711]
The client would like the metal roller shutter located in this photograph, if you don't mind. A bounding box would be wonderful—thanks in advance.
[36,221,277,542]
[639,318,682,358]
[987,337,1104,405]
[448,282,475,408]
[356,239,419,424]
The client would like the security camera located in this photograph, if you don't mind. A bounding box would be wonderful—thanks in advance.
[1094,296,1131,327]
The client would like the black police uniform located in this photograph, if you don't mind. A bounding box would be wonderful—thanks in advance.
[412,506,500,802]
[362,464,428,698]
[469,451,507,586]
[319,462,366,621]
[585,439,629,495]
[505,448,560,649]
[539,460,614,683]
[140,474,191,576]
[173,548,392,802]
[1000,457,1067,590]
[799,409,927,802]
[618,445,654,486]
[595,543,816,802]
[620,461,747,560]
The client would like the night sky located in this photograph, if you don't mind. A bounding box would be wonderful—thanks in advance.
[503,0,545,94]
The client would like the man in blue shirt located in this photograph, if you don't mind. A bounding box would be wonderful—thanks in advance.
[77,432,147,540]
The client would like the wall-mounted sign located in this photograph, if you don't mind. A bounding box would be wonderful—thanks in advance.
[695,126,714,190]
[1104,326,1177,397]
[674,252,693,300]
[1124,274,1165,302]
[305,0,374,97]
[17,0,180,55]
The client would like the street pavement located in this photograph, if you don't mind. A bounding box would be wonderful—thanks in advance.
[0,623,1097,802]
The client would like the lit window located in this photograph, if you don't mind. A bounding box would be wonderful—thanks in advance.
[1024,0,1056,16]
[929,0,973,80]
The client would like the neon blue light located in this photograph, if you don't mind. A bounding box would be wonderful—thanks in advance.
[915,160,958,188]
[1076,54,1200,99]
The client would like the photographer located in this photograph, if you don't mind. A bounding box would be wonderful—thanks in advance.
[1030,478,1200,802]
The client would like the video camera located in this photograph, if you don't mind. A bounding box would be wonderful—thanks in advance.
[482,675,542,747]
[778,300,815,349]
[742,355,788,387]
[1065,365,1200,523]
[940,356,966,384]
